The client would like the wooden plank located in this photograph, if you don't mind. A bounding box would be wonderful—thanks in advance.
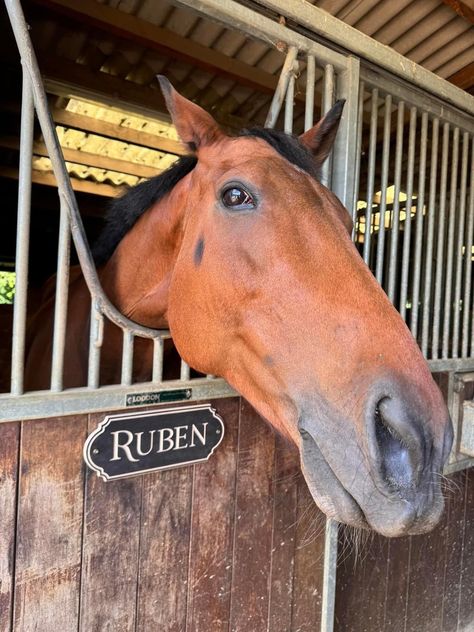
[0,422,20,632]
[441,471,468,631]
[51,108,186,156]
[229,399,276,632]
[80,412,142,632]
[268,438,299,632]
[441,0,474,24]
[0,135,164,179]
[185,397,240,632]
[13,416,87,631]
[383,536,411,632]
[458,466,474,629]
[447,61,474,93]
[290,476,325,631]
[0,166,123,198]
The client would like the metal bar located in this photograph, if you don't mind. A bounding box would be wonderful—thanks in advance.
[121,330,134,386]
[463,137,474,357]
[50,198,71,392]
[452,132,469,358]
[332,56,360,211]
[10,70,34,396]
[152,337,164,382]
[265,45,298,128]
[320,519,339,632]
[387,101,405,303]
[320,64,335,188]
[432,122,450,359]
[410,112,428,340]
[180,361,191,381]
[254,0,474,116]
[0,378,237,423]
[351,81,365,234]
[421,118,440,357]
[284,72,295,134]
[375,94,392,285]
[399,106,417,321]
[442,127,460,358]
[88,303,103,389]
[304,54,315,132]
[363,88,379,265]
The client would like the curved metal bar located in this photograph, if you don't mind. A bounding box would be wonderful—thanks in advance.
[4,0,168,341]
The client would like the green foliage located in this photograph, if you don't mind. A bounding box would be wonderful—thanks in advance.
[0,271,15,305]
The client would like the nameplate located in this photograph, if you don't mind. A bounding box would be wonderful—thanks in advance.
[84,404,224,481]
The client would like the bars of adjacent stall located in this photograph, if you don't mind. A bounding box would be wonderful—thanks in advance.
[152,337,164,382]
[452,131,469,358]
[180,361,190,381]
[320,64,335,188]
[88,303,103,389]
[10,71,34,396]
[363,88,378,264]
[463,137,474,357]
[387,101,405,303]
[265,45,298,128]
[50,198,71,392]
[374,94,392,283]
[284,72,295,134]
[352,82,365,234]
[421,118,440,358]
[410,112,428,341]
[304,54,315,131]
[121,330,134,386]
[431,122,450,359]
[399,106,417,321]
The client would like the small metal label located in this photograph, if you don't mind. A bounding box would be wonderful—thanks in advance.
[84,404,224,481]
[125,389,192,407]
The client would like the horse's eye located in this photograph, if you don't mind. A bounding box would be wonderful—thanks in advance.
[221,186,256,211]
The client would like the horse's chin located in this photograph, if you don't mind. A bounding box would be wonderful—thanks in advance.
[299,427,445,538]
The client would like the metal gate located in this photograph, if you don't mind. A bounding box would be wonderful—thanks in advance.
[1,0,473,630]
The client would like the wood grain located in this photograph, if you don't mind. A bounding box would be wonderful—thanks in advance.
[13,416,87,632]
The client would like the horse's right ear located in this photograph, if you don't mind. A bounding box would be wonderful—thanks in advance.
[157,76,224,152]
[299,100,345,168]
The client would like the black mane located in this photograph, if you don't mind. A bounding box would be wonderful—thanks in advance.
[92,128,317,266]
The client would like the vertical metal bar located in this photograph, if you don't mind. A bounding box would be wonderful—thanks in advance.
[304,54,315,132]
[442,127,460,358]
[387,101,405,303]
[375,94,392,285]
[50,199,71,391]
[410,112,428,340]
[284,73,295,134]
[265,45,298,128]
[462,137,474,357]
[321,64,335,188]
[152,337,164,382]
[363,88,378,264]
[453,132,469,358]
[432,122,450,359]
[88,302,103,389]
[399,106,417,321]
[421,118,440,357]
[121,330,134,386]
[180,361,190,381]
[351,81,365,235]
[320,519,339,632]
[10,71,34,395]
[332,56,360,211]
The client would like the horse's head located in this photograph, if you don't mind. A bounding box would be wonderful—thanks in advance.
[155,77,452,537]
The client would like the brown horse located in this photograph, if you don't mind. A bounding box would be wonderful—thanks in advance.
[26,77,453,537]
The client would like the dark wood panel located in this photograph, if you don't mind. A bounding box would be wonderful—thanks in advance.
[185,398,240,632]
[228,399,276,632]
[383,536,410,632]
[0,422,20,631]
[80,413,143,632]
[13,416,87,631]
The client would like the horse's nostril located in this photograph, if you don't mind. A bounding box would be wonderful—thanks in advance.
[374,397,422,494]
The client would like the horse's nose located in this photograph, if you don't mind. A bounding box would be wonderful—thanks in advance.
[369,392,428,496]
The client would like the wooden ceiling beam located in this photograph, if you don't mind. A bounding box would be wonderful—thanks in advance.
[441,0,474,24]
[28,0,297,101]
[447,61,474,94]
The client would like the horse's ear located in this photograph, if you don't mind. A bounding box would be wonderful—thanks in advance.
[299,100,345,167]
[157,75,224,152]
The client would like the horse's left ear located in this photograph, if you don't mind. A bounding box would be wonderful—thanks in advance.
[157,75,224,152]
[299,100,345,167]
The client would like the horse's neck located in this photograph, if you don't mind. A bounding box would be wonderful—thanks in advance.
[99,180,188,329]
